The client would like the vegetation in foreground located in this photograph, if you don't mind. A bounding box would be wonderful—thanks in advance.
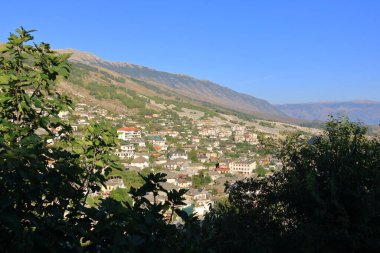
[1,28,380,253]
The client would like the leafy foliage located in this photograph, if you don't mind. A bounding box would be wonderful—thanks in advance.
[0,27,84,252]
[72,122,122,202]
[203,116,380,252]
[192,171,212,188]
[0,28,200,253]
[83,173,200,253]
[255,164,267,177]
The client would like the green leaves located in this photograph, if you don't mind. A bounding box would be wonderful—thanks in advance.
[0,27,82,252]
[0,27,205,253]
[203,116,380,253]
[82,171,201,253]
[0,27,73,132]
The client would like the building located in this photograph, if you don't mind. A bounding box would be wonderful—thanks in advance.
[197,154,208,163]
[218,158,230,168]
[187,163,206,173]
[117,127,141,141]
[102,177,125,192]
[232,124,246,135]
[177,179,192,188]
[169,149,188,160]
[215,167,230,174]
[120,143,134,152]
[185,188,209,202]
[146,135,166,146]
[130,157,149,170]
[155,156,167,165]
[133,153,150,160]
[163,161,178,170]
[229,160,256,175]
[114,143,135,159]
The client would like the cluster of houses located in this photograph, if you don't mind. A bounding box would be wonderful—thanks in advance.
[63,102,283,218]
[114,122,267,176]
[114,126,262,174]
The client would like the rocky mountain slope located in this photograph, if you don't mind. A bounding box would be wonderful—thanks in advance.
[60,49,287,120]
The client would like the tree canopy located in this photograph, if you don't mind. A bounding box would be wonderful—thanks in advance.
[204,117,380,252]
[0,27,196,253]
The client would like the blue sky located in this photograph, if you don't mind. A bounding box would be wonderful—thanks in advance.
[2,0,379,104]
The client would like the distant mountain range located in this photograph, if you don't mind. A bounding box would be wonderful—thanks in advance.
[61,49,288,121]
[276,101,380,125]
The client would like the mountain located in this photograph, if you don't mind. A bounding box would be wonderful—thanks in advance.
[60,49,287,120]
[276,101,380,125]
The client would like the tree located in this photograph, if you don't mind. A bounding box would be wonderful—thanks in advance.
[110,187,132,206]
[257,132,277,154]
[275,117,380,252]
[255,164,267,177]
[0,27,86,252]
[0,28,201,253]
[72,122,122,204]
[188,149,199,163]
[192,171,211,188]
[204,116,380,253]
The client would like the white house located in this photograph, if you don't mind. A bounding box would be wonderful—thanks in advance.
[130,157,149,170]
[121,144,135,152]
[115,144,135,159]
[229,159,256,175]
[102,178,125,192]
[117,127,141,141]
[177,179,192,188]
[169,149,188,160]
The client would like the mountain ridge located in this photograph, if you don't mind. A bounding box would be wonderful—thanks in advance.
[276,100,380,106]
[277,101,380,125]
[59,49,287,119]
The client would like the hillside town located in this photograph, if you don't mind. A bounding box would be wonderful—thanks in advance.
[64,102,284,218]
[3,4,380,251]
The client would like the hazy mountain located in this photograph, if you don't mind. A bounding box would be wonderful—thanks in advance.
[60,49,287,120]
[277,101,380,125]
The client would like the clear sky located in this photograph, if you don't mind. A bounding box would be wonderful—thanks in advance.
[2,0,379,104]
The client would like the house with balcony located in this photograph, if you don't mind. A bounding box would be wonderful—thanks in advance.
[117,127,141,141]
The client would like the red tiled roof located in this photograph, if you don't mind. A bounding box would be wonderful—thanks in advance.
[153,146,161,151]
[216,167,230,172]
[118,127,139,131]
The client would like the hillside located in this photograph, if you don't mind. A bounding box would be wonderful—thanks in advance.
[57,61,232,117]
[277,101,380,125]
[52,59,319,139]
[59,49,287,120]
